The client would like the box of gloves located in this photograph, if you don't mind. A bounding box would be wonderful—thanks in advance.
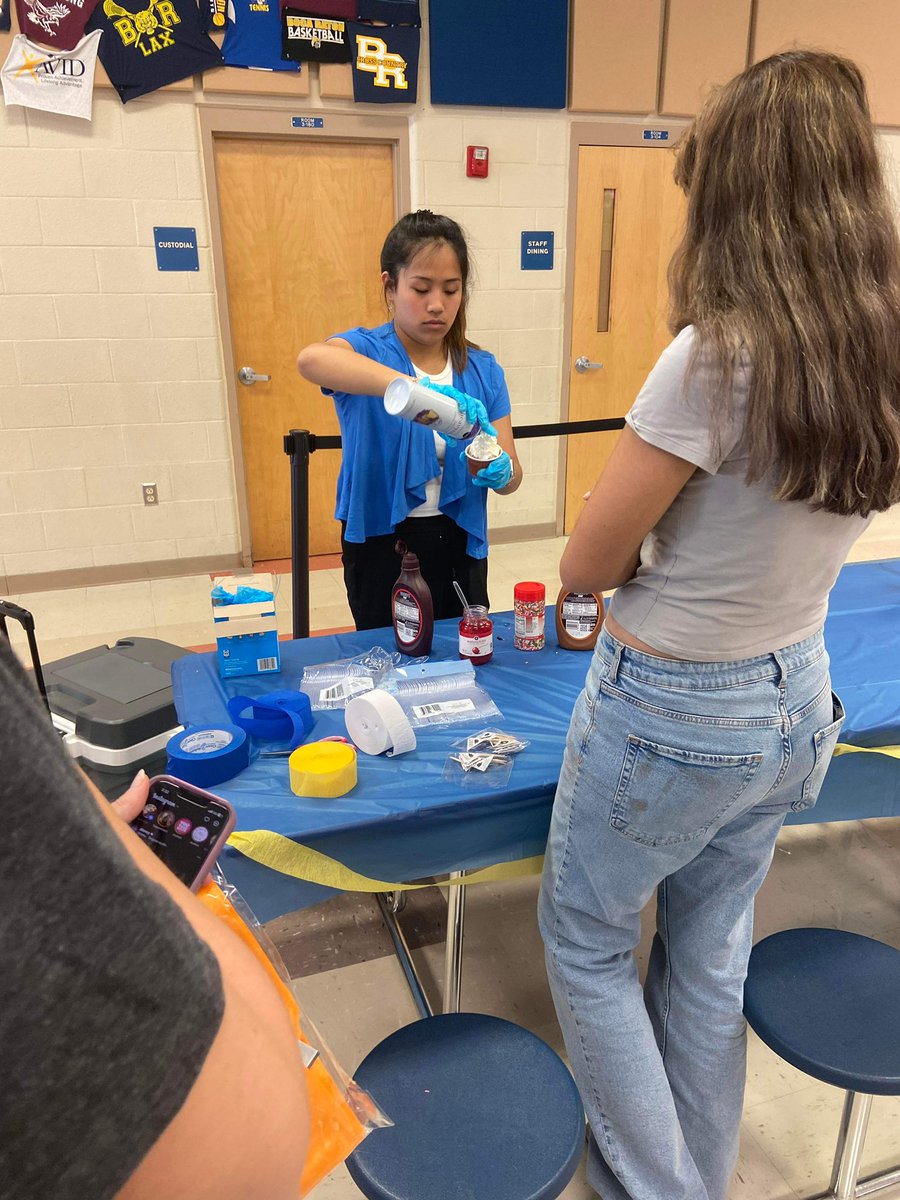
[212,573,281,679]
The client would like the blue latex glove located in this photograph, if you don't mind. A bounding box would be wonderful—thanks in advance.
[422,380,498,438]
[470,450,513,491]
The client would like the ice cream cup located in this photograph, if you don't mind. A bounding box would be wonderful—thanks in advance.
[465,433,502,477]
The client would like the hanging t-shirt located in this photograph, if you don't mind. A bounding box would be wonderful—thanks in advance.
[1,0,13,32]
[222,0,299,69]
[349,18,417,102]
[14,0,101,50]
[279,0,353,15]
[281,10,349,62]
[1,29,101,119]
[198,0,229,34]
[356,0,418,24]
[85,0,223,102]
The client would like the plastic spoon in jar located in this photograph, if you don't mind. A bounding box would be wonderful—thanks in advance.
[453,580,470,613]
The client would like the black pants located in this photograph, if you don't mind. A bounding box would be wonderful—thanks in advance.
[341,515,489,632]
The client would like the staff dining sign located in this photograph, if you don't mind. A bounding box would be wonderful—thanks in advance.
[521,231,554,271]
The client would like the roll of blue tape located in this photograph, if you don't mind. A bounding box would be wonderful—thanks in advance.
[226,690,314,749]
[166,724,250,787]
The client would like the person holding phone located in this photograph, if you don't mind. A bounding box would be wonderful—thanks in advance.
[538,52,900,1200]
[298,209,523,631]
[0,635,309,1200]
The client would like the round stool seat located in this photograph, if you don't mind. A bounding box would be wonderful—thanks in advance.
[744,928,900,1096]
[346,1013,585,1200]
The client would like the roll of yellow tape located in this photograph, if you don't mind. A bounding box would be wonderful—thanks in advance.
[289,741,358,798]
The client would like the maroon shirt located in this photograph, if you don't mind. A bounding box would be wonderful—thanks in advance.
[14,0,100,49]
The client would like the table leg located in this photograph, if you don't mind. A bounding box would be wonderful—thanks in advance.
[375,892,433,1019]
[443,871,466,1014]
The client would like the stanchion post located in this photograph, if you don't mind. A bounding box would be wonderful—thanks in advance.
[284,430,311,640]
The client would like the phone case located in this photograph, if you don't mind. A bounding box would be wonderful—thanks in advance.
[145,774,237,891]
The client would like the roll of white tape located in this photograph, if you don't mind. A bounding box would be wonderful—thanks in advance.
[345,689,417,757]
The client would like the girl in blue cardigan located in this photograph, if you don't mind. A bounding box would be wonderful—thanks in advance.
[298,210,522,630]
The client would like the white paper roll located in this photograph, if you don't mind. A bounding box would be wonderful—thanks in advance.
[345,689,417,757]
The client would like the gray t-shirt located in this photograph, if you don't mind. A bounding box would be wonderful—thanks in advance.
[0,637,224,1199]
[609,326,872,661]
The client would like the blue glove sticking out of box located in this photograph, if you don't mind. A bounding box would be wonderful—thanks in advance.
[211,583,275,604]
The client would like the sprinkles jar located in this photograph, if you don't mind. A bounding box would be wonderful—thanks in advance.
[514,581,546,651]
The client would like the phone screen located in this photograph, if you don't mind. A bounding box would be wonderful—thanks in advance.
[131,777,233,889]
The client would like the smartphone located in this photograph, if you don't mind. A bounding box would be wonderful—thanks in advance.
[130,774,236,891]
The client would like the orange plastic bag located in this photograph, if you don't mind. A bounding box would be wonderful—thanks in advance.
[198,876,389,1194]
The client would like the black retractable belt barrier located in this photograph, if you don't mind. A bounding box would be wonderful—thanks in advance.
[284,417,626,640]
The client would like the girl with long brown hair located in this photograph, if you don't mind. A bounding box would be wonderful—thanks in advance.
[539,51,900,1200]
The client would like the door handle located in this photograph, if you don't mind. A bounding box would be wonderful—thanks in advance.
[574,356,604,373]
[238,366,272,386]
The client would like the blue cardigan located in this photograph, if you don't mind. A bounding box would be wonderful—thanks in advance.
[327,323,511,559]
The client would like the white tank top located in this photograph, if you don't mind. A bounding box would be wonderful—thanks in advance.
[608,327,873,661]
[407,356,452,519]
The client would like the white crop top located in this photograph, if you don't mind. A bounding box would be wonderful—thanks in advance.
[608,327,873,661]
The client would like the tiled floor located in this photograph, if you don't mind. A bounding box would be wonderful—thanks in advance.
[5,520,900,1199]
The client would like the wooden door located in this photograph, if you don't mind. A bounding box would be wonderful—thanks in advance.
[214,138,396,557]
[565,145,686,531]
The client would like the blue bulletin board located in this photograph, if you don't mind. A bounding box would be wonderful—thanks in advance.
[429,0,568,110]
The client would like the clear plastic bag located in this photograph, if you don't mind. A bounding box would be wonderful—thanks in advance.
[443,729,529,789]
[383,660,502,728]
[301,646,400,710]
[450,729,530,755]
[200,868,391,1194]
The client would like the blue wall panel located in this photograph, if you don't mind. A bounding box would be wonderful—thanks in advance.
[429,0,568,109]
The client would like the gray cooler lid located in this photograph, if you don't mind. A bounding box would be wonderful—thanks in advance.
[46,637,193,751]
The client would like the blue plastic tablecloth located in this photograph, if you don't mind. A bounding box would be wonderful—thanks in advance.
[173,560,900,920]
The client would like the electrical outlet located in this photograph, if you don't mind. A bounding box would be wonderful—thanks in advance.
[142,483,159,506]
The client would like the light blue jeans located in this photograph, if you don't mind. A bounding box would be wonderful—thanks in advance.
[538,628,844,1200]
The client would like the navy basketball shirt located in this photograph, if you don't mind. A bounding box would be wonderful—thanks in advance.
[281,10,349,63]
[86,0,223,101]
[223,0,300,69]
[0,0,11,31]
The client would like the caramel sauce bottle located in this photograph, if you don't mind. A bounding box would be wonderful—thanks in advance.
[555,587,604,650]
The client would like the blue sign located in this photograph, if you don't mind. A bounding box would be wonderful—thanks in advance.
[154,227,199,272]
[292,116,325,128]
[642,128,669,141]
[521,231,554,271]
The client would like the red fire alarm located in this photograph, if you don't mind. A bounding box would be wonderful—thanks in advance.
[466,145,489,178]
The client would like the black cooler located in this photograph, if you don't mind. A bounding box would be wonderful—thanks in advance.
[45,637,193,798]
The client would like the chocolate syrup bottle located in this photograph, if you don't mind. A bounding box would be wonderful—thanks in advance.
[391,541,434,656]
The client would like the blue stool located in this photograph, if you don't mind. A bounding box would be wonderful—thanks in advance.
[346,1013,585,1200]
[744,928,900,1200]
